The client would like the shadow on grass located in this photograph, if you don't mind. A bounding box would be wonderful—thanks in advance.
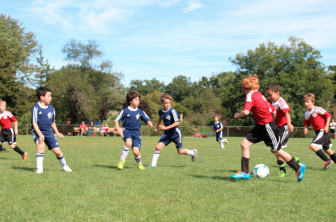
[188,174,239,182]
[94,164,128,169]
[12,166,35,172]
[305,166,324,171]
[211,169,237,173]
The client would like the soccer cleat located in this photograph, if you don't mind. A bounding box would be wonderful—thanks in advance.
[294,157,300,163]
[230,171,251,180]
[117,160,125,170]
[137,164,145,170]
[62,165,72,172]
[221,146,225,149]
[0,148,8,152]
[295,163,305,182]
[36,169,43,174]
[148,165,156,168]
[223,138,228,144]
[191,149,197,162]
[323,160,333,170]
[278,170,287,177]
[22,152,27,160]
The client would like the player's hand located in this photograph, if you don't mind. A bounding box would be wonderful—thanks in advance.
[234,113,240,119]
[303,129,308,136]
[147,121,153,127]
[14,129,18,135]
[154,128,158,133]
[159,125,167,130]
[39,135,45,144]
[324,126,329,133]
[57,132,64,139]
[288,124,294,133]
[117,129,124,138]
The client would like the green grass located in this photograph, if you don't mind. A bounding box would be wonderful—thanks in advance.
[0,136,336,221]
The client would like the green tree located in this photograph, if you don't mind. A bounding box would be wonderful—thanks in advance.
[129,78,166,95]
[165,75,194,102]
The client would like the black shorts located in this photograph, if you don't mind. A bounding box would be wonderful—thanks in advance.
[245,121,280,151]
[311,130,332,150]
[330,128,335,134]
[0,128,16,145]
[279,124,291,148]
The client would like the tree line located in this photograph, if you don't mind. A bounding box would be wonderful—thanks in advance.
[1,14,335,126]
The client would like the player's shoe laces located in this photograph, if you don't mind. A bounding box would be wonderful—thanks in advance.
[62,165,72,172]
[295,163,305,182]
[137,164,145,170]
[191,149,197,162]
[22,152,27,160]
[323,160,333,170]
[278,170,287,177]
[230,171,251,180]
[148,165,156,168]
[117,160,125,170]
[36,169,43,174]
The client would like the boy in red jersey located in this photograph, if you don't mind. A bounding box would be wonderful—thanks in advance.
[303,93,336,169]
[266,83,299,177]
[0,100,27,160]
[231,75,305,182]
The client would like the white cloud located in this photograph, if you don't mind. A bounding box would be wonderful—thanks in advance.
[183,1,203,12]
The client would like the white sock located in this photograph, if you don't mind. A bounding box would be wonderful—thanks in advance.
[134,155,142,165]
[222,138,227,142]
[120,146,130,162]
[57,154,67,167]
[220,142,224,148]
[186,149,195,156]
[36,152,44,170]
[151,151,160,166]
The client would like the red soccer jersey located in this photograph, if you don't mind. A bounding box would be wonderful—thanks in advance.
[0,111,17,129]
[242,90,274,125]
[272,97,290,127]
[304,106,331,131]
[104,127,109,131]
[80,124,87,129]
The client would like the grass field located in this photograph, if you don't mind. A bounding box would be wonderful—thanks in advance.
[0,135,336,221]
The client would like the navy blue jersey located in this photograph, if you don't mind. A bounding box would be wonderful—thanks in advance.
[212,121,223,131]
[158,107,179,134]
[31,102,56,132]
[115,107,150,130]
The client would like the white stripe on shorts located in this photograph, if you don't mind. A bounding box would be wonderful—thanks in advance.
[265,123,279,151]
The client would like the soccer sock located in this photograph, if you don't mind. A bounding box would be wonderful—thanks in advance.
[185,149,195,156]
[57,154,67,167]
[36,152,44,170]
[13,146,24,156]
[151,151,160,166]
[315,149,329,161]
[241,157,249,174]
[329,152,336,163]
[220,142,224,147]
[134,155,142,165]
[0,143,3,151]
[120,146,130,162]
[286,157,300,171]
[277,160,286,173]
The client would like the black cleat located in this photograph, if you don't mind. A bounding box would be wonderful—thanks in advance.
[0,148,9,152]
[323,160,333,170]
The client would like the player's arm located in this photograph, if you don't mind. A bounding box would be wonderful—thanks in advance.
[234,110,250,119]
[272,111,276,120]
[303,118,310,136]
[154,118,162,133]
[13,121,18,135]
[32,123,45,143]
[114,121,124,138]
[51,122,63,139]
[285,112,294,132]
[324,116,331,133]
[159,121,179,130]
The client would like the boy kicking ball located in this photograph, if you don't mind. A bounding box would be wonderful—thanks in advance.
[149,93,197,168]
[212,114,228,148]
[31,87,72,174]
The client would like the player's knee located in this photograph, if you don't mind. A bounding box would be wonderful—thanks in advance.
[240,142,248,149]
[9,145,15,149]
[177,149,184,155]
[309,144,315,150]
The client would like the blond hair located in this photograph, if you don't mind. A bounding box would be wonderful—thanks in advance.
[0,100,6,105]
[241,74,260,92]
[160,93,172,103]
[304,93,315,103]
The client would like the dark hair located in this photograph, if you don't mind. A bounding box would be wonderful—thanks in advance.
[36,87,51,100]
[160,93,172,103]
[126,90,141,105]
[266,83,281,93]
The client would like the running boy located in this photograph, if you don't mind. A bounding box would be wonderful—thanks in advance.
[0,100,27,160]
[115,90,153,170]
[31,87,72,174]
[266,83,299,177]
[303,93,336,169]
[149,93,197,167]
[212,114,228,149]
[231,74,305,182]
[330,119,336,139]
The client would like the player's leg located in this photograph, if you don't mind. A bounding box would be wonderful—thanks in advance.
[51,147,72,172]
[273,125,289,177]
[117,138,132,170]
[149,142,165,167]
[321,136,335,169]
[0,142,8,152]
[132,147,145,170]
[35,140,45,174]
[218,131,224,148]
[6,129,27,160]
[310,130,332,168]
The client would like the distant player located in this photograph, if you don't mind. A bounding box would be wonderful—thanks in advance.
[115,90,153,170]
[330,119,336,139]
[31,87,72,174]
[303,93,336,169]
[266,83,299,177]
[212,114,228,149]
[149,93,197,168]
[0,100,27,160]
[231,74,305,182]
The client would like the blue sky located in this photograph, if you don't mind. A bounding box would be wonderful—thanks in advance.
[2,0,336,86]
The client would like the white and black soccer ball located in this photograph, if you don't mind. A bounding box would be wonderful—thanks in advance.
[253,164,269,178]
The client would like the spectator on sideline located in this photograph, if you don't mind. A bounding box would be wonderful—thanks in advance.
[80,121,87,136]
[100,124,105,137]
[88,122,95,136]
[66,118,71,124]
[104,124,110,137]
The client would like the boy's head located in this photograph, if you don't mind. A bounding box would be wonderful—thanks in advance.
[126,90,141,107]
[214,115,219,122]
[36,87,52,104]
[160,93,172,110]
[304,93,315,110]
[266,83,281,102]
[0,100,6,112]
[241,74,260,94]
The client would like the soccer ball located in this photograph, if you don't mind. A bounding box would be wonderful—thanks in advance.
[253,164,269,178]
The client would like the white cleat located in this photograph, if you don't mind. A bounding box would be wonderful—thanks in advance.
[62,165,72,172]
[36,169,43,174]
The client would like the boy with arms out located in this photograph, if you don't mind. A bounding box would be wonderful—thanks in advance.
[0,100,27,160]
[212,114,228,149]
[231,75,305,182]
[303,93,336,169]
[149,93,197,168]
[115,90,153,170]
[266,83,299,177]
[32,87,72,174]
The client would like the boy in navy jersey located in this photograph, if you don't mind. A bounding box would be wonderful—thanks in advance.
[231,75,305,182]
[212,115,228,149]
[0,100,27,160]
[149,93,197,168]
[266,84,299,177]
[115,90,153,170]
[31,87,72,174]
[303,93,336,169]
